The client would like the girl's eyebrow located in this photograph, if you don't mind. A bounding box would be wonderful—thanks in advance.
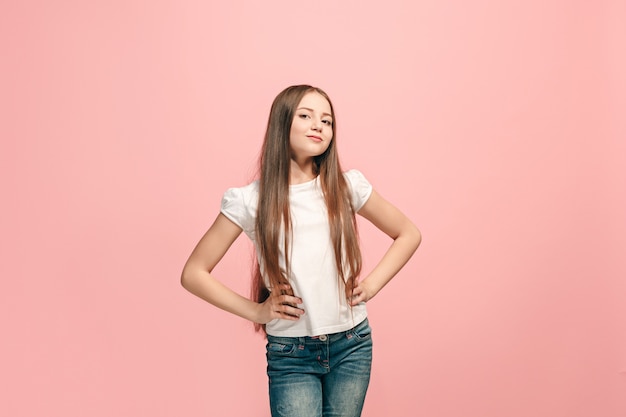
[296,107,332,118]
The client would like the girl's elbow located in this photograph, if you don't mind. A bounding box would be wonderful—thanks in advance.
[409,224,422,251]
[180,265,196,290]
[180,271,190,290]
[395,223,421,252]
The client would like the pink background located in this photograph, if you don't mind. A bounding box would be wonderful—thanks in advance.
[2,1,625,416]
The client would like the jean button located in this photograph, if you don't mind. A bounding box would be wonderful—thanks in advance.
[319,335,327,341]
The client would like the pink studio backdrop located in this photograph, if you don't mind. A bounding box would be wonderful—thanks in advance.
[1,1,625,416]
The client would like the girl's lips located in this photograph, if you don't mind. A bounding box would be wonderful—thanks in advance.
[307,135,322,142]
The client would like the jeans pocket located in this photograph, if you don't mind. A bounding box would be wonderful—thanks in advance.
[266,339,298,356]
[351,319,372,342]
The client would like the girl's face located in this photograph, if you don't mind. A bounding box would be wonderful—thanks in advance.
[289,92,333,162]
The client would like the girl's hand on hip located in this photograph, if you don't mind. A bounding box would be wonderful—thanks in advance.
[349,281,375,306]
[256,284,304,324]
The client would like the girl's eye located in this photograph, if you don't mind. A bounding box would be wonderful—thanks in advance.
[298,114,310,119]
[322,119,333,125]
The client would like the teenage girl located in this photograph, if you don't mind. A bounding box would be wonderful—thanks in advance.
[181,85,421,417]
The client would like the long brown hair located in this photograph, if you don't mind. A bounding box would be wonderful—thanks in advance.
[252,85,362,332]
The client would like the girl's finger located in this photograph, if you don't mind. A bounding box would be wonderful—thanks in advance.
[277,303,304,319]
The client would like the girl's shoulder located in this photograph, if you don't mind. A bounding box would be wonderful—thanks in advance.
[221,180,260,233]
[343,169,372,189]
[222,180,260,211]
[223,179,260,198]
[343,168,367,182]
[343,169,373,210]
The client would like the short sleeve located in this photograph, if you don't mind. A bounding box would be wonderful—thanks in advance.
[220,188,246,229]
[220,183,258,235]
[344,169,373,211]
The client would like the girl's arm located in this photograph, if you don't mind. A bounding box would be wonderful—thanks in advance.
[181,213,304,323]
[349,190,422,306]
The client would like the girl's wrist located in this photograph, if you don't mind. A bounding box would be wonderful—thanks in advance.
[250,301,265,324]
[361,278,379,300]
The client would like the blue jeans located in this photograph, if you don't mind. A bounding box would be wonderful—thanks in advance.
[266,318,373,417]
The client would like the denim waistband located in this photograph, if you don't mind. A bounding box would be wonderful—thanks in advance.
[266,318,369,345]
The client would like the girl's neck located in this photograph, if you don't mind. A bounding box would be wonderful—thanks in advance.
[289,159,317,185]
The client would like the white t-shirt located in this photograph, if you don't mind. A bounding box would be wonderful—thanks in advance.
[220,169,373,337]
